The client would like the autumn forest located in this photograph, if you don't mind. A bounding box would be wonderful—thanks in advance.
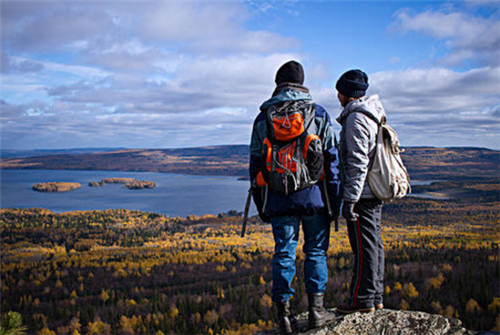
[1,186,499,334]
[1,147,499,334]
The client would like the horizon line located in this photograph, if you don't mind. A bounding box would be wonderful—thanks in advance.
[1,145,498,152]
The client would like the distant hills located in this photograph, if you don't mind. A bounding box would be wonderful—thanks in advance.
[1,145,498,180]
[0,145,249,177]
[0,147,128,158]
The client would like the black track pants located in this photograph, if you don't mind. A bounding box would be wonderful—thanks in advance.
[346,198,384,308]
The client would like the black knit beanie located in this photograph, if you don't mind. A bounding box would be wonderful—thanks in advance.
[275,60,305,85]
[335,69,369,98]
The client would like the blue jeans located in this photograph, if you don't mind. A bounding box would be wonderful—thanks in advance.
[271,214,331,302]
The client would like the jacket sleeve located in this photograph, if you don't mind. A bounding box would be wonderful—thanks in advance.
[249,114,266,183]
[249,113,271,222]
[319,110,343,219]
[343,113,371,202]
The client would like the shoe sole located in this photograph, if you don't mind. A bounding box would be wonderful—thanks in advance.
[308,316,336,329]
[336,307,375,314]
[375,304,384,310]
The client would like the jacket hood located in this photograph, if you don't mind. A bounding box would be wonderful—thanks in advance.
[337,94,386,124]
[260,86,312,112]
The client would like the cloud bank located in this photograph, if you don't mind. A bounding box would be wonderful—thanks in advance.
[1,1,499,150]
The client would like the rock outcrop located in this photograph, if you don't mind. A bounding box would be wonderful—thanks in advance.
[257,309,475,335]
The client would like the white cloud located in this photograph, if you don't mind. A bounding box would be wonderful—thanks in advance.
[311,65,500,148]
[41,53,303,115]
[1,1,298,55]
[367,67,500,146]
[372,67,500,98]
[4,4,118,53]
[0,1,303,150]
[41,59,109,79]
[139,2,298,53]
[2,1,498,150]
[392,8,500,66]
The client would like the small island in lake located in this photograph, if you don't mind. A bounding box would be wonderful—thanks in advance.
[32,182,81,192]
[124,180,156,189]
[88,177,156,190]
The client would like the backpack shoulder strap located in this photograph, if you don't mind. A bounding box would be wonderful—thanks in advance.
[303,102,317,135]
[351,110,385,127]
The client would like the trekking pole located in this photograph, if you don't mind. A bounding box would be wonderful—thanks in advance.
[322,178,338,231]
[241,188,253,238]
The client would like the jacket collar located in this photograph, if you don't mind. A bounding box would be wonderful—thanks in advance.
[272,82,309,97]
[336,94,386,125]
[260,83,312,111]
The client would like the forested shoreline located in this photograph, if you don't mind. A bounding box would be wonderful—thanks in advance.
[1,191,499,334]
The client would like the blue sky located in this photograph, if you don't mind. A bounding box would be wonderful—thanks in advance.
[1,0,499,150]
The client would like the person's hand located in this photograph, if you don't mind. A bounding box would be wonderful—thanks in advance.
[342,201,359,223]
[328,208,340,223]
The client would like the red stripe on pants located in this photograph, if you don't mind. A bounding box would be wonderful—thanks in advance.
[353,217,363,307]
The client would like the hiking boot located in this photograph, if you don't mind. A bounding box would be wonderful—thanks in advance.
[375,303,384,310]
[308,293,335,329]
[336,303,375,314]
[275,300,293,334]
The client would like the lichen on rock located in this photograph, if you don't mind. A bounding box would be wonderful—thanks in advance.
[257,309,474,335]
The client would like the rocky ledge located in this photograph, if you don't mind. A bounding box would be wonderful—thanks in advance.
[258,309,477,335]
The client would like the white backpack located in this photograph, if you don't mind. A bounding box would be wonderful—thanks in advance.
[367,117,411,202]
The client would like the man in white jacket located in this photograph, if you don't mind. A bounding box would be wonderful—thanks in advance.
[335,69,387,314]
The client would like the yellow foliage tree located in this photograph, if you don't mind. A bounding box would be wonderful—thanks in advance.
[260,294,273,310]
[69,317,81,335]
[339,257,346,269]
[169,304,179,320]
[431,300,443,314]
[442,305,455,318]
[100,290,110,305]
[488,297,500,312]
[384,285,391,295]
[118,316,135,335]
[429,272,445,290]
[399,299,410,310]
[204,310,219,326]
[466,299,481,314]
[406,282,419,299]
[86,319,111,335]
[39,327,56,335]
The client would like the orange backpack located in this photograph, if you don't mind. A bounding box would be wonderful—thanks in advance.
[256,100,324,194]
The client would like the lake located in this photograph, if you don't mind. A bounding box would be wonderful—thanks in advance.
[0,170,445,217]
[0,169,255,217]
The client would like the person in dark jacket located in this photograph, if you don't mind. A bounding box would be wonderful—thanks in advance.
[249,60,342,333]
[334,69,387,314]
